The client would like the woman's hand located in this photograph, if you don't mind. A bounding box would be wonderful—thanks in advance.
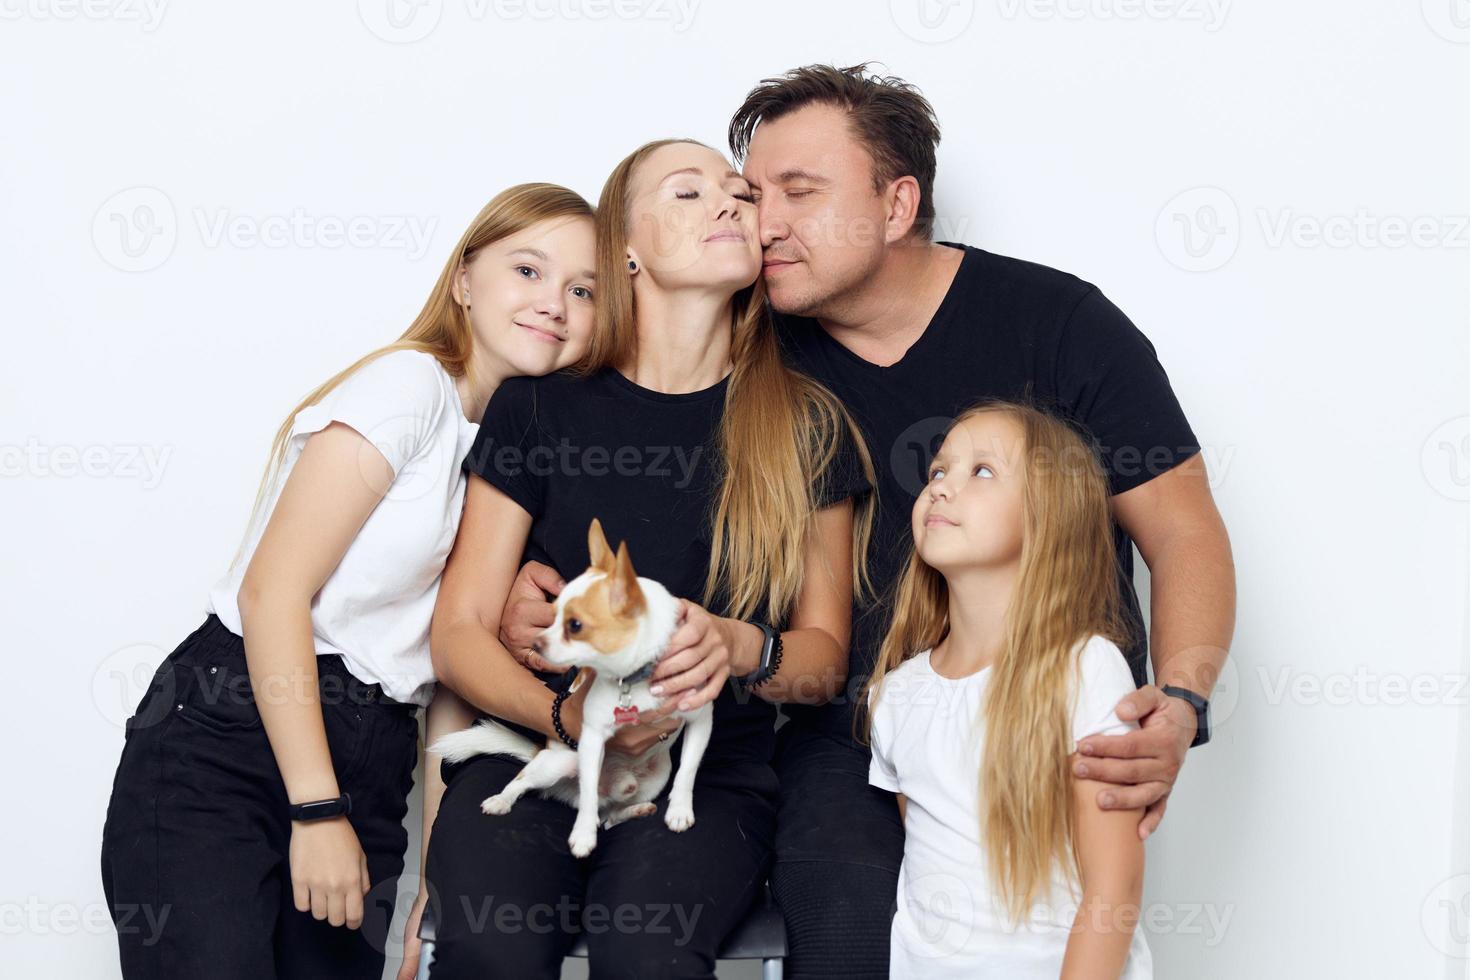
[649,600,762,712]
[289,817,371,928]
[395,886,429,980]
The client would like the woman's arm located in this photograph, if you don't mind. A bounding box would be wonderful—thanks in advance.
[237,421,397,929]
[429,475,581,737]
[652,498,855,708]
[1059,777,1146,980]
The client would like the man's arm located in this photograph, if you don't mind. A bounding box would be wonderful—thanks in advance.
[1076,452,1236,838]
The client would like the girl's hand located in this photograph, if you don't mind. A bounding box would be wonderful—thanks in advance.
[649,600,760,711]
[395,887,429,980]
[289,817,371,928]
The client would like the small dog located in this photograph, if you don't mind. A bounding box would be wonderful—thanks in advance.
[431,518,714,857]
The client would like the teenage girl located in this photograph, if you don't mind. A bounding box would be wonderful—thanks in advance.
[99,183,597,979]
[864,400,1154,979]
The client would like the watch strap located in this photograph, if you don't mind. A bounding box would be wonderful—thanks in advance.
[1161,685,1210,748]
[289,793,353,822]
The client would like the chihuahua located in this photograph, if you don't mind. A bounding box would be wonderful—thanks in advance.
[431,518,714,857]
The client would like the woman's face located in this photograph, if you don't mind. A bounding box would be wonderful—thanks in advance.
[457,215,597,378]
[912,412,1028,576]
[623,142,761,294]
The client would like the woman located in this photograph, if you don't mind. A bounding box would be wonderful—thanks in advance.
[413,139,876,979]
[99,184,597,979]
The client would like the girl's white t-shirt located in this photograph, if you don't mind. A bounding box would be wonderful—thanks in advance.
[868,634,1154,980]
[206,349,480,707]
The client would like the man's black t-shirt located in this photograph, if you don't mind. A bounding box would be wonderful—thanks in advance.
[775,243,1202,740]
[461,366,872,776]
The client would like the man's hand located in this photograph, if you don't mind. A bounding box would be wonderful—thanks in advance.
[1073,685,1196,840]
[499,560,568,673]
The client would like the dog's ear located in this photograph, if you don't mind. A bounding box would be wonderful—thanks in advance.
[587,518,614,573]
[608,541,645,617]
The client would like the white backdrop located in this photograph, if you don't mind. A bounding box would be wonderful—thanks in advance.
[3,2,1468,978]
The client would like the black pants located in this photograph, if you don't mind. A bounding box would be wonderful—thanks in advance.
[99,614,421,980]
[423,751,777,980]
[769,724,904,979]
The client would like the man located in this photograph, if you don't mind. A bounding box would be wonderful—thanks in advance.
[723,63,1235,979]
[498,63,1235,978]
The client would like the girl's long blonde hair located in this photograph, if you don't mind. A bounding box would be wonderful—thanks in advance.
[583,138,875,621]
[230,183,594,569]
[860,399,1133,922]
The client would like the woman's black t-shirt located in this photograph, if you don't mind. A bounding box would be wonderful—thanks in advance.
[460,365,871,783]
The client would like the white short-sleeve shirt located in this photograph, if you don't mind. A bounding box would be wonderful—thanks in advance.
[206,349,480,706]
[868,634,1154,979]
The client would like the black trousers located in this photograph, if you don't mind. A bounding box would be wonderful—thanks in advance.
[769,724,904,980]
[100,614,421,980]
[423,751,777,980]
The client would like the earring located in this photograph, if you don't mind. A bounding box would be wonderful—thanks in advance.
[627,259,637,272]
[463,289,470,304]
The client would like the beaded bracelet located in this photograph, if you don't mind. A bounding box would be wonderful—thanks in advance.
[551,687,578,750]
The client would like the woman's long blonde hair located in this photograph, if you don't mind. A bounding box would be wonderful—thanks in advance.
[583,138,875,621]
[860,400,1133,922]
[229,183,594,569]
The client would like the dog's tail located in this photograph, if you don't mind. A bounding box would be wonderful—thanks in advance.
[430,719,540,765]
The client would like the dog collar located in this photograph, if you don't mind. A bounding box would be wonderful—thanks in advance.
[619,662,657,689]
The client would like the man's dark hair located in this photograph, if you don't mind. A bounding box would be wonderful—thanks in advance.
[728,63,942,240]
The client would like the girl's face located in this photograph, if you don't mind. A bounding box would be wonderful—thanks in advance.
[912,412,1027,576]
[456,215,597,378]
[624,142,761,294]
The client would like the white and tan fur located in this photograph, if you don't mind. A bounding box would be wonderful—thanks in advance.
[430,519,714,857]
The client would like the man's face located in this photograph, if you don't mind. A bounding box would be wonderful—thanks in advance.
[741,104,890,318]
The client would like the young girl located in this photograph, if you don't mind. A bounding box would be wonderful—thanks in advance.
[863,400,1153,979]
[99,183,597,979]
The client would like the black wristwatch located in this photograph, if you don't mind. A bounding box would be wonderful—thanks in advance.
[289,793,353,822]
[739,622,783,688]
[1161,686,1211,748]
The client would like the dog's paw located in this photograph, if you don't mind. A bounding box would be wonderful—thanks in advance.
[664,801,696,832]
[480,794,513,816]
[568,826,598,858]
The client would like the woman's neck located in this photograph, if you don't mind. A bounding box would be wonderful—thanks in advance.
[932,562,1018,677]
[621,284,735,394]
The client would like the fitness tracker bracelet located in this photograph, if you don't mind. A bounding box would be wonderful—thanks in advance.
[739,622,784,689]
[288,793,352,822]
[1161,685,1211,748]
